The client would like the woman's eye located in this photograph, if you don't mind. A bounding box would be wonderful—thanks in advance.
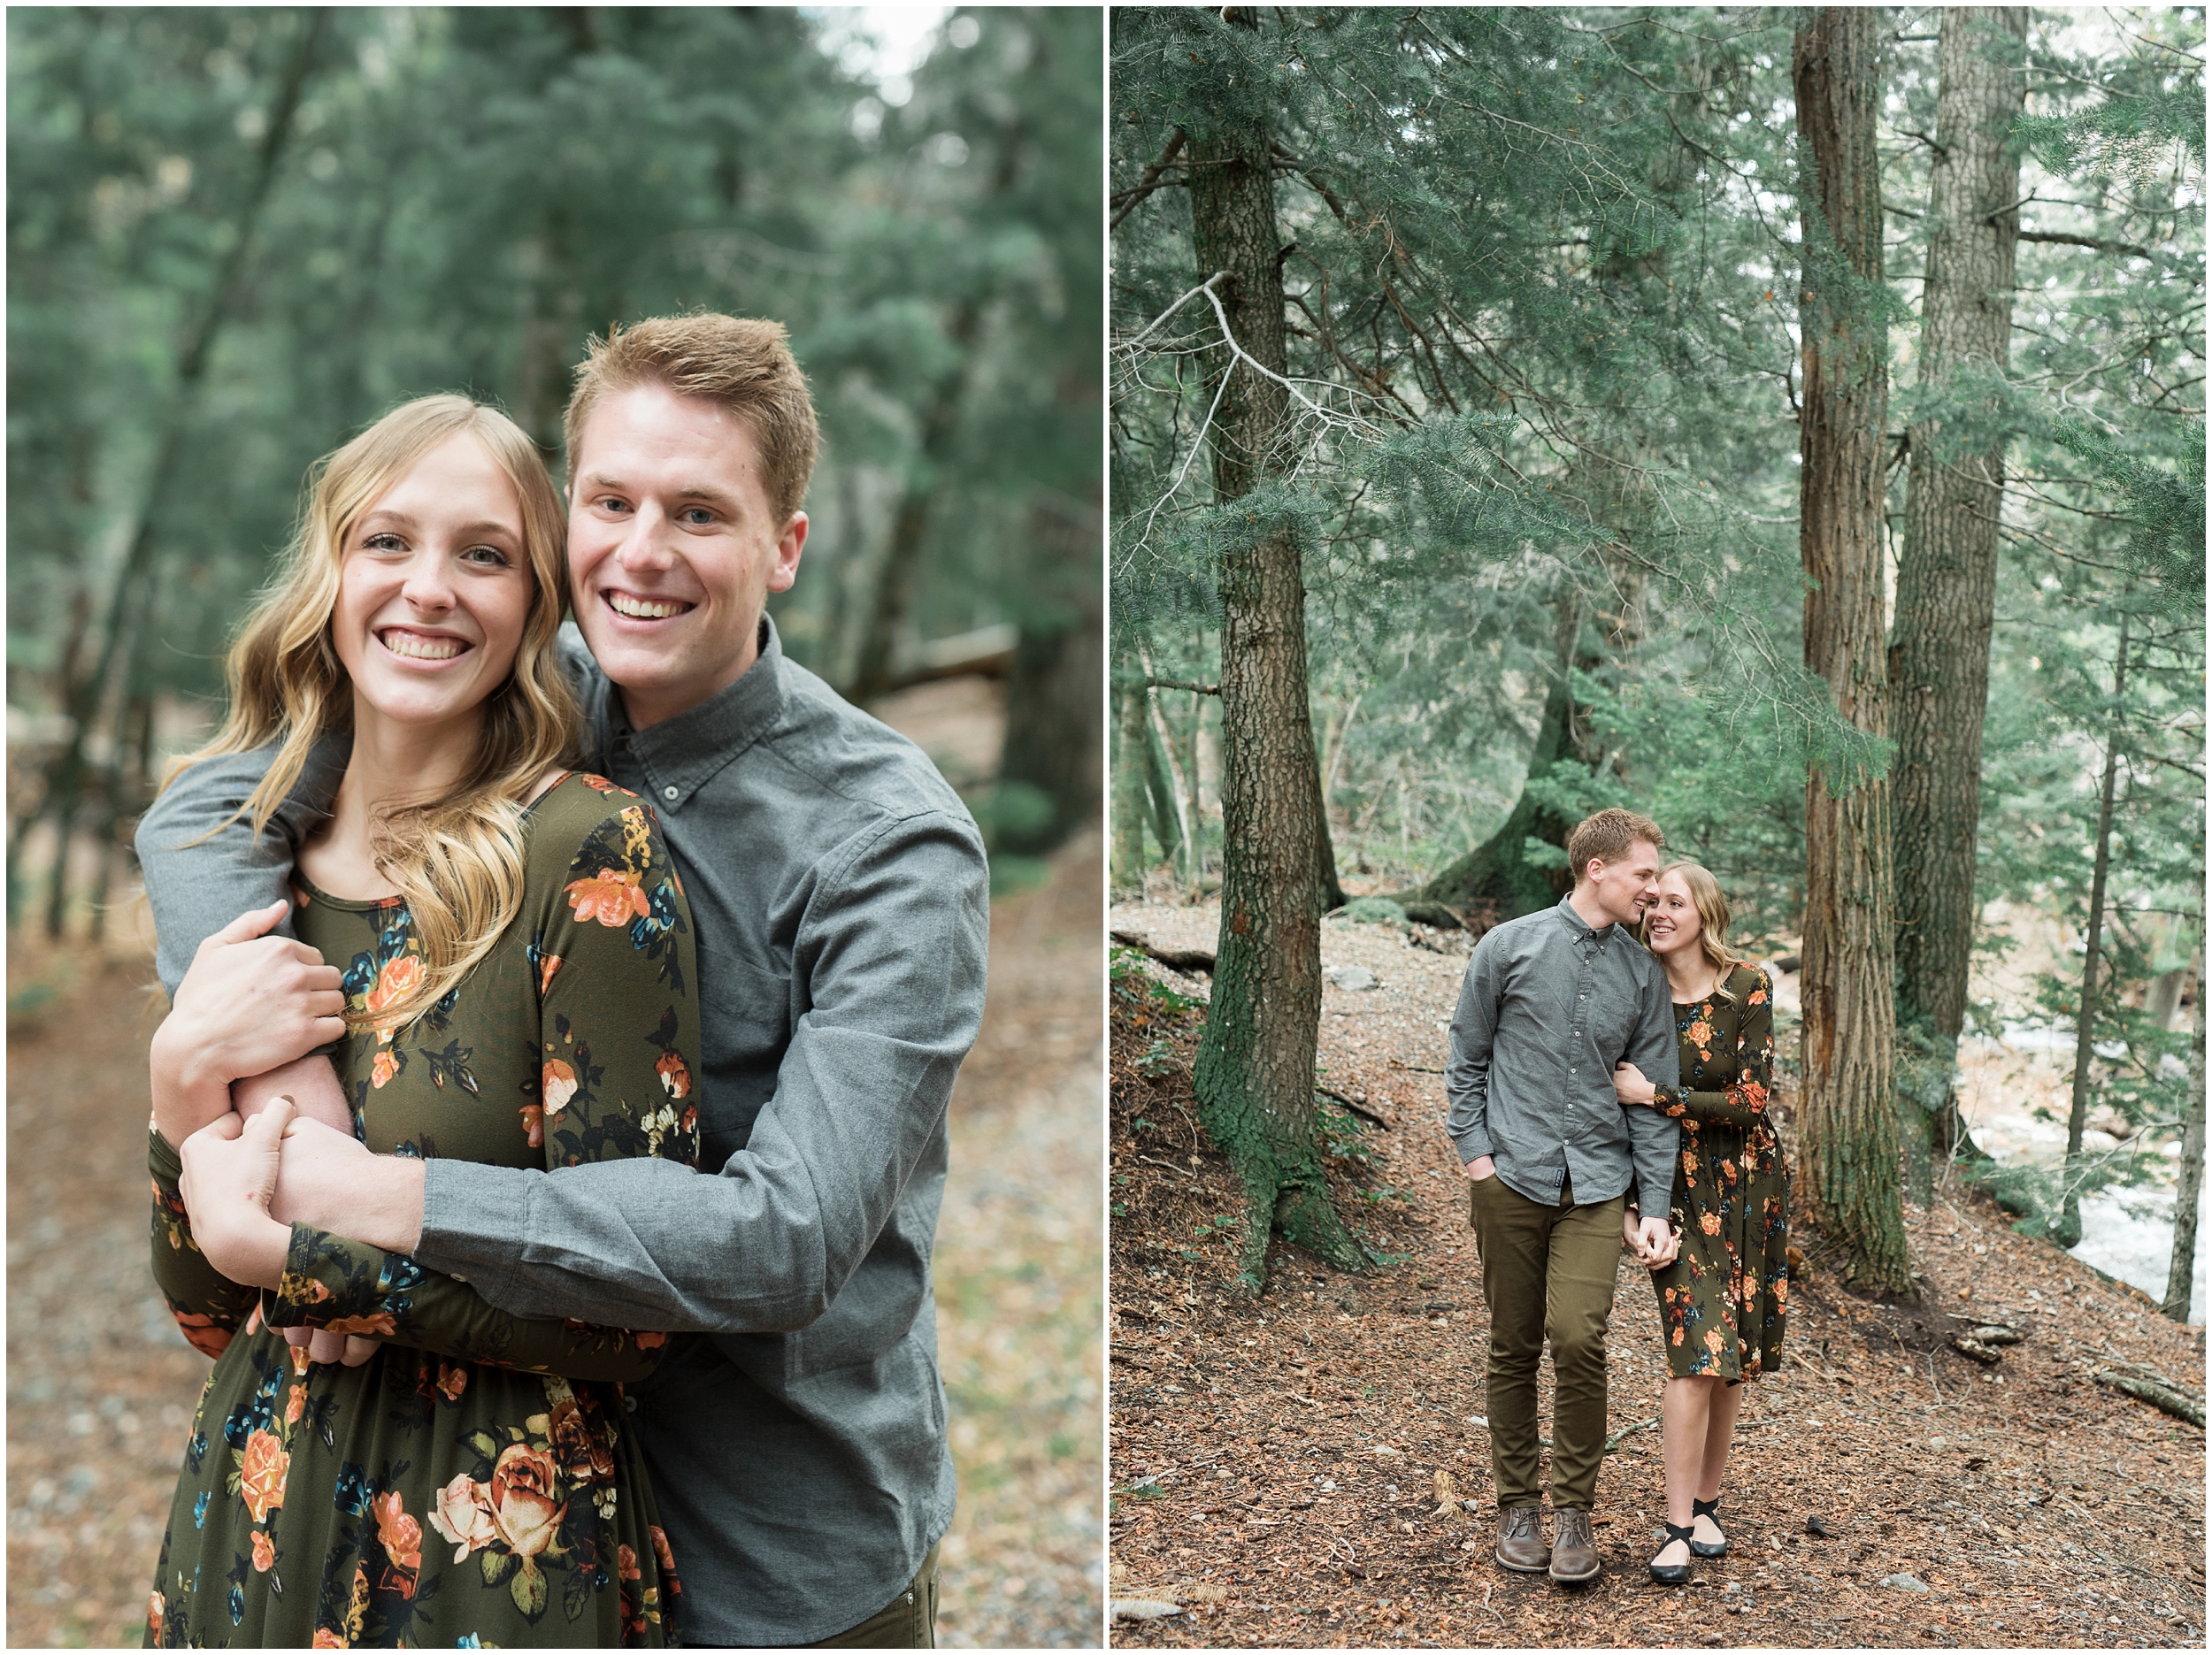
[362,532,405,554]
[461,544,511,568]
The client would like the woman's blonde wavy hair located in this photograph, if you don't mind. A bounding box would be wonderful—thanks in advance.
[1642,861,1750,1000]
[164,395,580,1033]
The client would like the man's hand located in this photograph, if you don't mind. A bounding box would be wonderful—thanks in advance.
[1635,1213,1679,1268]
[1462,1153,1496,1182]
[152,900,346,1145]
[178,1097,296,1290]
[272,1118,427,1255]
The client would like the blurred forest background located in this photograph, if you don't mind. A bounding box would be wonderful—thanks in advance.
[1110,7,2201,1304]
[9,4,1102,920]
[8,6,1102,1647]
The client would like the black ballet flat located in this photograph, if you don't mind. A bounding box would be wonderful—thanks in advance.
[1691,1494,1727,1559]
[1648,1521,1696,1584]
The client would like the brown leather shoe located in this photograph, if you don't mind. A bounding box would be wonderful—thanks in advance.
[1548,1507,1600,1582]
[1494,1505,1549,1573]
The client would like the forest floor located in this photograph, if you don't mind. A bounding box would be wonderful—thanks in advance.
[1107,898,2207,1651]
[4,830,1104,1650]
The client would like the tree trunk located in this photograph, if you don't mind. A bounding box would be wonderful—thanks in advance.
[1406,600,1582,916]
[1184,18,1367,1291]
[1794,8,1913,1297]
[1891,7,2027,1161]
[2057,609,2130,1248]
[2163,957,2205,1322]
[1111,675,1149,894]
[1310,736,1348,914]
[850,125,1025,704]
[997,497,1102,854]
[36,11,326,938]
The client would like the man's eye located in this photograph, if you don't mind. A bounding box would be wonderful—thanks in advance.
[679,508,715,526]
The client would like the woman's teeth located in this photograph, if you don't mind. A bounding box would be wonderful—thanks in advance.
[380,631,465,661]
[608,593,689,619]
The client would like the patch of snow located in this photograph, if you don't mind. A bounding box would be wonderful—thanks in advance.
[2066,1164,2208,1325]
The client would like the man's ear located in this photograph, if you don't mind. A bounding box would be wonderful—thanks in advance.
[768,510,808,594]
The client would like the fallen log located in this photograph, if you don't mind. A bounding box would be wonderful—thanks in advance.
[2093,1368,2205,1428]
[1111,930,1216,975]
[1316,1085,1393,1130]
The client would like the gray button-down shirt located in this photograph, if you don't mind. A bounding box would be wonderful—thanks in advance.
[1444,894,1680,1209]
[135,617,990,1646]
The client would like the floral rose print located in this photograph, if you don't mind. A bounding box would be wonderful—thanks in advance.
[238,1429,288,1524]
[541,1059,579,1116]
[430,1473,502,1565]
[1646,964,1789,1385]
[148,775,690,1646]
[566,868,650,928]
[488,1443,566,1558]
[655,1051,691,1100]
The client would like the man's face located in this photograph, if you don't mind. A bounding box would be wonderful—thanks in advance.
[568,382,807,730]
[1581,839,1663,929]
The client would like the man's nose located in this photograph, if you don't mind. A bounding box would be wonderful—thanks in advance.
[614,504,678,571]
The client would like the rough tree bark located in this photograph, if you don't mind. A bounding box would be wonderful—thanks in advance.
[2163,958,2205,1322]
[1185,12,1367,1291]
[1794,8,1914,1297]
[1891,7,2027,1161]
[1111,676,1149,893]
[2057,609,2130,1249]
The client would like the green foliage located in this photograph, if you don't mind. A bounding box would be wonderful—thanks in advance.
[1340,897,1407,927]
[10,9,1102,912]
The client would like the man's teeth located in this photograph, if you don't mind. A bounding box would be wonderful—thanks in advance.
[608,594,691,619]
[380,631,465,661]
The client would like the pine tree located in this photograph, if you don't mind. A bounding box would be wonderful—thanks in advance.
[1793,6,1912,1296]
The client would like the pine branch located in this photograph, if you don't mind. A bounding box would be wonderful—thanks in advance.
[1110,126,1187,232]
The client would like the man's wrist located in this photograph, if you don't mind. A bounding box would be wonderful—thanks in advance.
[291,1154,426,1253]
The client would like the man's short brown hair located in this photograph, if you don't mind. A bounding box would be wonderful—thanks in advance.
[1565,808,1664,883]
[564,313,819,521]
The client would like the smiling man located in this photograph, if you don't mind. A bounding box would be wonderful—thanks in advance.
[135,315,990,1648]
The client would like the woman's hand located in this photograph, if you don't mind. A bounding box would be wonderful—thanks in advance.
[151,900,347,1146]
[177,1096,296,1291]
[1611,1061,1658,1107]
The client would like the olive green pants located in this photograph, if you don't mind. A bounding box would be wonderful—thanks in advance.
[801,1544,940,1648]
[1468,1170,1624,1512]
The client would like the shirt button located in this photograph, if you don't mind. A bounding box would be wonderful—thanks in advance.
[626,1394,639,1414]
[663,785,680,801]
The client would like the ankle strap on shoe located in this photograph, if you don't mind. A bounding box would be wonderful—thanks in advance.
[1663,1521,1697,1542]
[1692,1496,1721,1519]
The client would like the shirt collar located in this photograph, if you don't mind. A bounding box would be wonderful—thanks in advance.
[1556,892,1614,947]
[599,614,789,809]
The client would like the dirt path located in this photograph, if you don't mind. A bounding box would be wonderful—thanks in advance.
[5,837,1103,1649]
[1109,900,2206,1650]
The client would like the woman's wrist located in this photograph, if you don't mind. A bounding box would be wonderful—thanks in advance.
[197,1206,292,1291]
[150,1019,235,1147]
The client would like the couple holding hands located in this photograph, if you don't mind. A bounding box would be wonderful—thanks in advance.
[1448,808,1789,1586]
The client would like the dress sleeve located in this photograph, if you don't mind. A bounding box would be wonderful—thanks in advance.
[265,788,703,1382]
[1653,971,1775,1130]
[148,1129,260,1360]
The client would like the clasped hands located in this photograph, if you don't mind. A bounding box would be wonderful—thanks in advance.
[157,900,386,1366]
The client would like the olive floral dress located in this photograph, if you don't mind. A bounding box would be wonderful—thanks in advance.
[146,774,701,1648]
[1646,963,1789,1383]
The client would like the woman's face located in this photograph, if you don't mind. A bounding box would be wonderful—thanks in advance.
[1643,870,1704,958]
[332,432,534,739]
